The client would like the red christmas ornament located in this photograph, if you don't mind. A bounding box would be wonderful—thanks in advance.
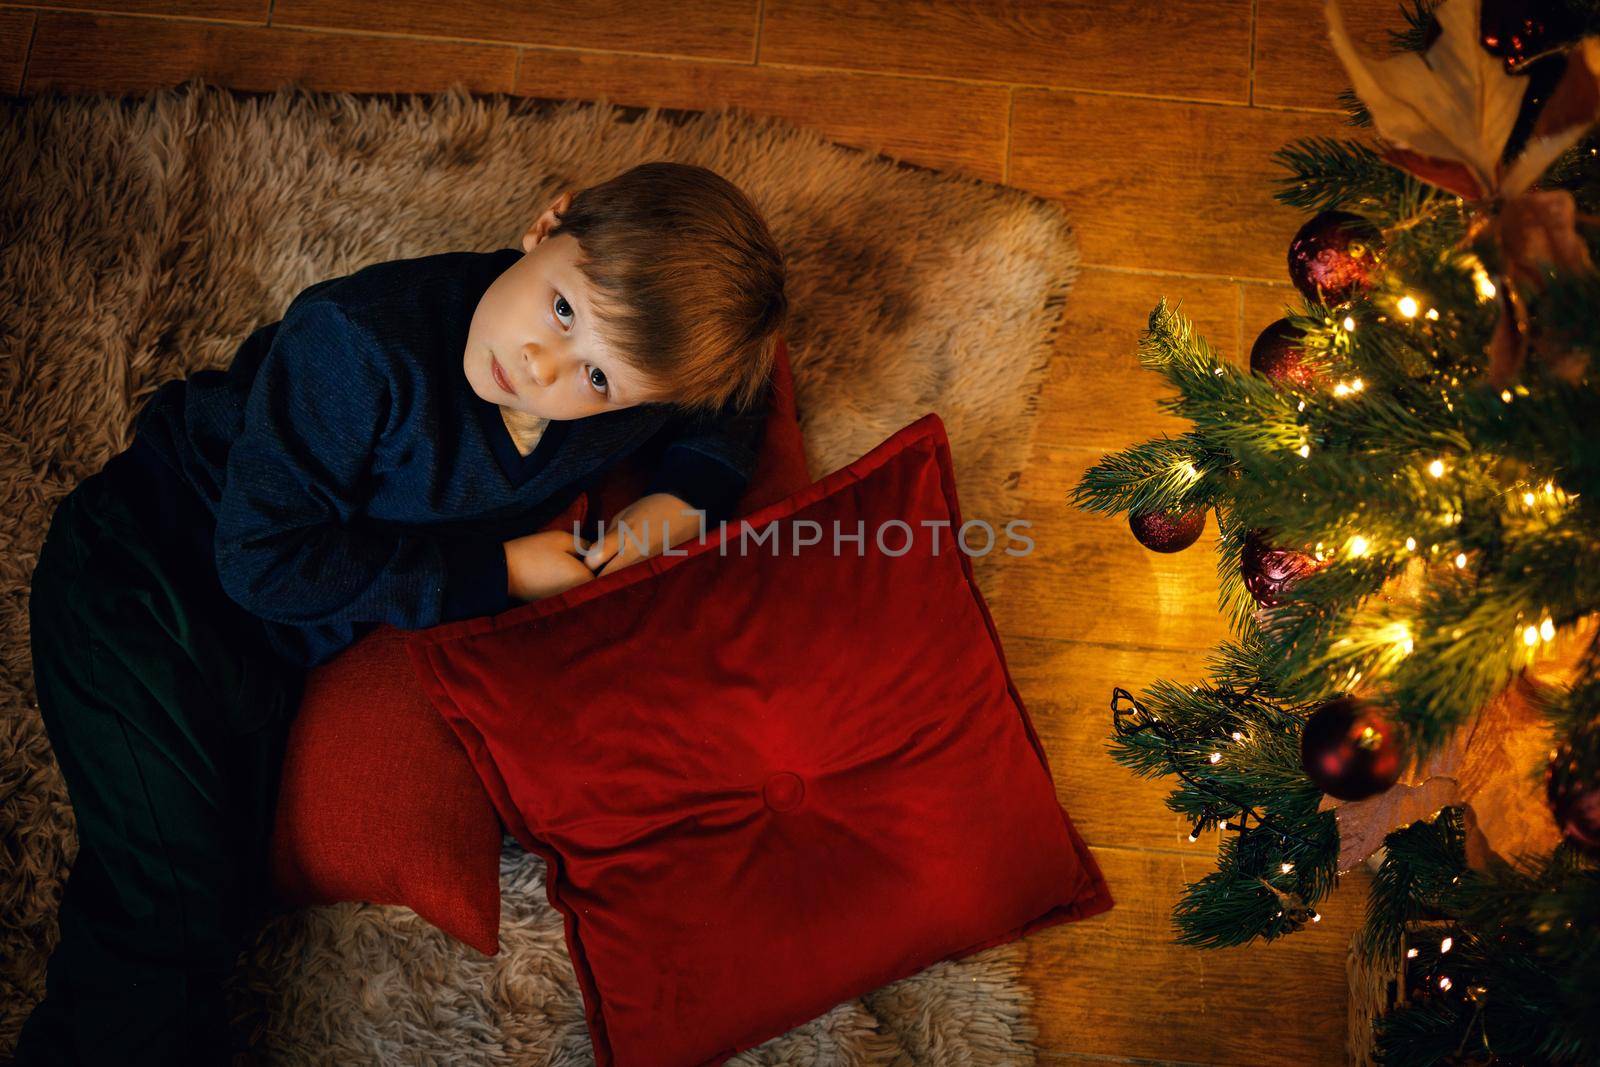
[1546,716,1600,854]
[1129,507,1206,553]
[1287,210,1385,306]
[1241,529,1320,608]
[1250,318,1317,389]
[1479,0,1578,68]
[1300,696,1408,801]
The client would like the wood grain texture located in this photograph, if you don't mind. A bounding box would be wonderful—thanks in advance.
[0,0,267,19]
[990,444,1232,652]
[1006,634,1222,852]
[990,267,1240,651]
[273,0,757,60]
[1023,846,1368,1065]
[761,0,1254,104]
[515,46,1010,182]
[1255,0,1417,110]
[0,8,32,94]
[23,11,517,93]
[1009,90,1351,278]
[1024,266,1242,457]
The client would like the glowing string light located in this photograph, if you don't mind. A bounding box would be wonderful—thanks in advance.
[1472,265,1497,300]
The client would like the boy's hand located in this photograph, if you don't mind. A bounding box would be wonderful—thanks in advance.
[504,529,598,602]
[583,492,706,577]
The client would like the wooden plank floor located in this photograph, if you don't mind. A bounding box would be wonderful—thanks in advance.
[2,1,1418,1061]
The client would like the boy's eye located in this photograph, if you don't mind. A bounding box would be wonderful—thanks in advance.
[553,292,575,328]
[587,366,609,396]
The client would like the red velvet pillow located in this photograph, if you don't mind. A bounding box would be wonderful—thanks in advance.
[267,339,811,956]
[405,411,1115,1066]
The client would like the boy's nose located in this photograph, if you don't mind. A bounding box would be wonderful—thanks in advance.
[525,349,556,388]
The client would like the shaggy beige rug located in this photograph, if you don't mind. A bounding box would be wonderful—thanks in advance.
[0,78,1079,1063]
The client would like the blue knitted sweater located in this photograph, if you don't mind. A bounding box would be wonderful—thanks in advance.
[129,247,766,667]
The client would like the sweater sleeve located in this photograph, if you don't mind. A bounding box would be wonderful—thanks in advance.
[213,297,511,628]
[643,376,772,527]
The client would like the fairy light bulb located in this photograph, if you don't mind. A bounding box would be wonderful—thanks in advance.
[1523,625,1539,647]
[1348,535,1370,558]
[1425,307,1440,320]
[1405,536,1417,552]
[1428,459,1446,478]
[1454,552,1468,568]
[1439,976,1453,991]
[1281,862,1294,873]
[1397,295,1419,318]
[1389,622,1415,656]
[1541,618,1555,641]
[1473,266,1497,300]
[1342,315,1357,332]
[1440,936,1453,953]
[1297,444,1311,458]
[1231,731,1244,741]
[1407,948,1419,959]
[1208,752,1222,764]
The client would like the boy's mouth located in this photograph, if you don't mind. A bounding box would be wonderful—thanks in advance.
[490,353,518,397]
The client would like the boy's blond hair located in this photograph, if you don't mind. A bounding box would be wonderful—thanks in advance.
[546,161,787,418]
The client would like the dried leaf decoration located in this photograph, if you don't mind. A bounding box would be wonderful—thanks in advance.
[1324,0,1600,383]
[1324,0,1523,202]
[1501,35,1600,199]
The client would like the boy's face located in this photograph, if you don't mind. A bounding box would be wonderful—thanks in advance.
[464,190,664,420]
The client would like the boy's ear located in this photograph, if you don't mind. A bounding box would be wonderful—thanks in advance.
[523,189,576,252]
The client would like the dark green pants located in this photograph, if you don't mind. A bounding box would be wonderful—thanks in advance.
[17,438,307,1065]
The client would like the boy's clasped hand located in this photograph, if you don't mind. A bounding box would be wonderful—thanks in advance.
[504,491,705,601]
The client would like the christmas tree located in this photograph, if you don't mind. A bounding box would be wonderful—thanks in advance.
[1071,0,1600,1061]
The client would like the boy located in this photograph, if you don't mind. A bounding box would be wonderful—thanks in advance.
[19,161,787,1064]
